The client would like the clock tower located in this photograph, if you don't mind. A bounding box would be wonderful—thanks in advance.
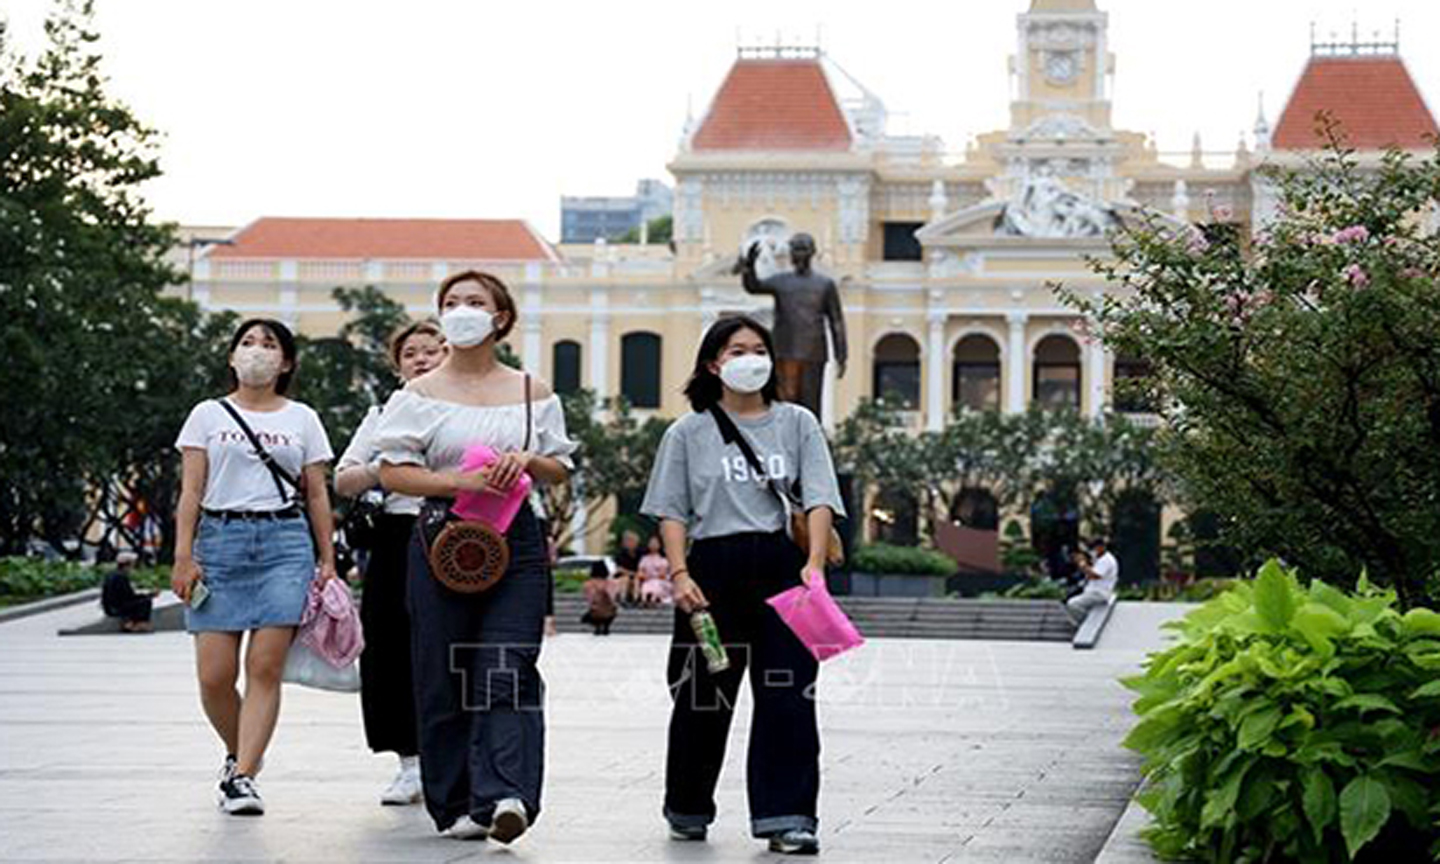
[1009,0,1114,138]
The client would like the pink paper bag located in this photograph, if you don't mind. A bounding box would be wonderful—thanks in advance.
[766,574,865,662]
[452,443,532,532]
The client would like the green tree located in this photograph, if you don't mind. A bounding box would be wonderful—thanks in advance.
[0,0,190,554]
[613,214,673,244]
[541,391,667,553]
[1063,126,1440,607]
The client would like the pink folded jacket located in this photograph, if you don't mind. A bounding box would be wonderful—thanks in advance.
[298,578,365,668]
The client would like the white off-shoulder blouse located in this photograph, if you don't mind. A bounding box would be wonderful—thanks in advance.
[373,389,578,477]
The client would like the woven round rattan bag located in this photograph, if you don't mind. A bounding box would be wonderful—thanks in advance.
[427,520,509,594]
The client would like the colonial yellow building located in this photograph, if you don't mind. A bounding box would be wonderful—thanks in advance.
[184,0,1436,561]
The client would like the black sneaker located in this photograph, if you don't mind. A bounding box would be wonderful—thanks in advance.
[669,823,707,841]
[219,774,264,815]
[768,828,819,855]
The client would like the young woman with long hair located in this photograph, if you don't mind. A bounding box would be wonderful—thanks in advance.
[172,318,337,816]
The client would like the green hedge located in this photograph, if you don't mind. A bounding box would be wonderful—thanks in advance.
[851,544,956,577]
[1124,560,1440,861]
[0,557,101,606]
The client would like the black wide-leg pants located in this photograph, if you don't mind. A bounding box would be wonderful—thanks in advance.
[663,530,821,838]
[359,513,419,756]
[407,505,548,831]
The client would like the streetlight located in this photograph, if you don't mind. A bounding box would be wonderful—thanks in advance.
[185,236,236,303]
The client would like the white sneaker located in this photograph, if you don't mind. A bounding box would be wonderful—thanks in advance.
[218,774,264,816]
[442,815,488,840]
[379,766,422,806]
[488,798,529,845]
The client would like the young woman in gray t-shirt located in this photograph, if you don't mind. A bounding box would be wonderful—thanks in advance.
[641,315,845,856]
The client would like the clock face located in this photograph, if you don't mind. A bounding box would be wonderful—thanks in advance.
[1045,51,1078,83]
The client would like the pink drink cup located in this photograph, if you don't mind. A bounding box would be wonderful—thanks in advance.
[451,443,531,532]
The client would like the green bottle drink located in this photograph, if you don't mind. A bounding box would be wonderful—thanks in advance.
[689,610,729,674]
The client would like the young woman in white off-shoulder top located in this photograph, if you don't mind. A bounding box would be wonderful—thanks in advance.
[373,270,576,844]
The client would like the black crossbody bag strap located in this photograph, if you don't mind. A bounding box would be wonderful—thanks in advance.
[708,406,795,510]
[524,374,533,452]
[217,399,301,505]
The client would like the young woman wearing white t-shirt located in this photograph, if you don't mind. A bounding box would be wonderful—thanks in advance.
[171,318,337,816]
[334,320,445,806]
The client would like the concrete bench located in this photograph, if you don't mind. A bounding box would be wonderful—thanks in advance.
[1072,594,1119,650]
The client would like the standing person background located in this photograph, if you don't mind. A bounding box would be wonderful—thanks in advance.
[1066,537,1119,625]
[641,315,844,856]
[171,318,337,816]
[334,320,445,806]
[374,270,576,843]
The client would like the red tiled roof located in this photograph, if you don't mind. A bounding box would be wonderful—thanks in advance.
[207,218,558,261]
[1272,56,1438,150]
[691,59,852,152]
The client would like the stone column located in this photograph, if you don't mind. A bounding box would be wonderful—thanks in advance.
[278,260,299,330]
[521,262,543,374]
[926,311,947,431]
[588,288,609,399]
[1006,312,1028,414]
[1086,338,1109,418]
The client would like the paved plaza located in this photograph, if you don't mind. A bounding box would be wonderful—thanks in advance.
[0,600,1183,863]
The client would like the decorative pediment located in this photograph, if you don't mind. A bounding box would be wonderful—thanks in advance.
[916,191,1189,250]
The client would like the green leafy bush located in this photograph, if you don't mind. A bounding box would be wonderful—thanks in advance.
[852,544,955,576]
[1124,560,1440,861]
[554,567,589,594]
[0,557,101,604]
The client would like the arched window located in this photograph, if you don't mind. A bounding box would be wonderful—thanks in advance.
[952,334,1001,411]
[552,340,581,396]
[1113,353,1154,413]
[1112,490,1161,584]
[1033,335,1081,408]
[620,332,662,408]
[871,488,919,546]
[872,333,921,410]
[950,487,999,531]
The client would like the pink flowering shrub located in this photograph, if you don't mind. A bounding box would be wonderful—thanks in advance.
[1058,122,1440,608]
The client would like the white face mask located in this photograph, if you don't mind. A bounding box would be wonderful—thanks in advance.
[719,354,773,394]
[441,305,495,348]
[232,345,283,387]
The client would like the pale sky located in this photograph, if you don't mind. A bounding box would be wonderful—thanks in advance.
[5,0,1438,241]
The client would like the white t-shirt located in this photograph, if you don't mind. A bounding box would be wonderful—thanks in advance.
[175,398,334,512]
[338,405,421,516]
[1090,551,1120,596]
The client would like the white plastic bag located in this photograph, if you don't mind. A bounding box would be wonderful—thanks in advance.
[282,638,360,693]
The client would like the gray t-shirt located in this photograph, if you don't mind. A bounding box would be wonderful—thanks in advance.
[641,402,846,540]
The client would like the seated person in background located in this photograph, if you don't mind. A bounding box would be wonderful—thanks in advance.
[102,551,155,633]
[612,529,643,606]
[637,535,672,607]
[1066,538,1119,625]
[581,560,618,635]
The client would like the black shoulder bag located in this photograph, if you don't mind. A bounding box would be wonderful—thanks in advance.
[708,406,844,567]
[217,399,305,507]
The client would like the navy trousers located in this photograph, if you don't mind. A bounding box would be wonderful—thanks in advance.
[407,504,548,831]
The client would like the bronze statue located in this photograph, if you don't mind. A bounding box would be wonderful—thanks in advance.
[739,232,848,418]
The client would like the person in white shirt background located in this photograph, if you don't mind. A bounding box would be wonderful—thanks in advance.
[334,320,445,807]
[1066,537,1120,625]
[171,318,337,816]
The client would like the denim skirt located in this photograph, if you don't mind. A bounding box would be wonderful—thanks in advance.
[187,515,316,633]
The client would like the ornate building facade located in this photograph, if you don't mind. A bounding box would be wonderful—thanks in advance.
[184,0,1437,557]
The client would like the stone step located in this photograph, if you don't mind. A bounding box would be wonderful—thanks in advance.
[551,594,1076,641]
